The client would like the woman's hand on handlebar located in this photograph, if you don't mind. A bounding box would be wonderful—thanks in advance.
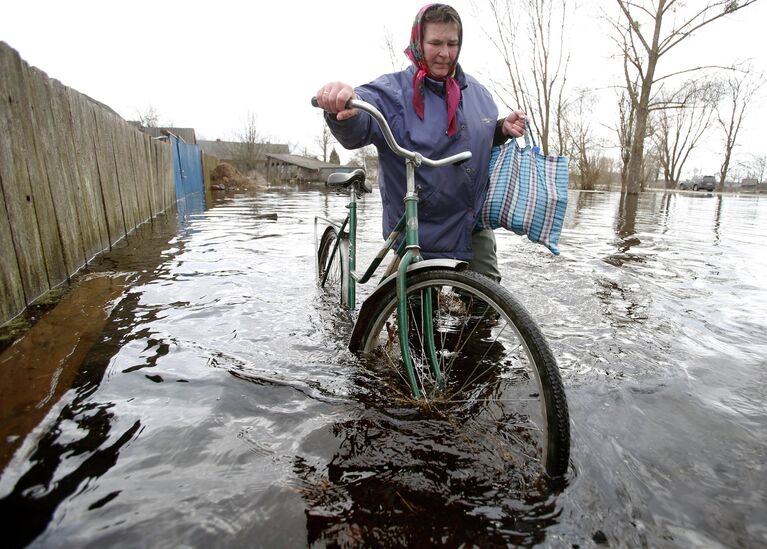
[315,82,358,121]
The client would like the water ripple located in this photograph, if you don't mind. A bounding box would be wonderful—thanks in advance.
[2,189,766,547]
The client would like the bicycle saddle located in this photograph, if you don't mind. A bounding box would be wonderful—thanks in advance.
[326,169,372,194]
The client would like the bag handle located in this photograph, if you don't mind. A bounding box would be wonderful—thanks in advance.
[521,118,539,151]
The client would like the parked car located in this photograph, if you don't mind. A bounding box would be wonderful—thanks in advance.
[680,176,716,191]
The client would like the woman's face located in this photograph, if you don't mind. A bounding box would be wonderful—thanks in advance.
[422,21,460,80]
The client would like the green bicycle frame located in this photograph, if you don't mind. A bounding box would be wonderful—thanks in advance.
[313,97,469,399]
[338,158,442,398]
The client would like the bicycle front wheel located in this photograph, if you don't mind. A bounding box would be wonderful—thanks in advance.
[355,269,570,478]
[316,225,349,307]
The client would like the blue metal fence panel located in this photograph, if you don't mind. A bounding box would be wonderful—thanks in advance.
[170,136,203,200]
[176,190,206,229]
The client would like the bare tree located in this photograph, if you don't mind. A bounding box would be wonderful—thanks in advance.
[652,80,718,188]
[561,89,608,190]
[483,0,570,156]
[235,111,264,172]
[609,0,759,195]
[135,104,173,128]
[716,65,766,190]
[316,122,336,163]
[350,145,379,181]
[616,85,637,188]
[640,142,662,190]
[748,154,766,194]
[136,105,160,127]
[614,80,661,190]
[384,29,407,72]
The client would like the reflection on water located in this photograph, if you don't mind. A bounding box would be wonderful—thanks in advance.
[0,188,765,547]
[0,273,129,472]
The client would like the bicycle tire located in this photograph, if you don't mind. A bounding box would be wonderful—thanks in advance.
[355,268,570,477]
[317,226,349,307]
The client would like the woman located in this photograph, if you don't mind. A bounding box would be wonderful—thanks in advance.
[315,3,525,282]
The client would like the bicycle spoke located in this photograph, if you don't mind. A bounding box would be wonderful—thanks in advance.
[358,269,569,476]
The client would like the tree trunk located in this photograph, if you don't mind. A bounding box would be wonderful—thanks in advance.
[719,153,731,192]
[625,86,650,194]
[616,192,639,239]
[624,5,663,195]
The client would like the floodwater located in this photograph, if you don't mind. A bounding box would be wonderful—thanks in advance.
[1,187,765,548]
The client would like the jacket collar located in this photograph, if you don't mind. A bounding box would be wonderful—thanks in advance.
[410,64,468,96]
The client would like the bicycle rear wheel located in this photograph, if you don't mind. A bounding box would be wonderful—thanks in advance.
[317,225,349,307]
[354,269,570,477]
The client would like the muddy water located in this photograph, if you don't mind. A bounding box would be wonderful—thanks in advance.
[0,188,765,547]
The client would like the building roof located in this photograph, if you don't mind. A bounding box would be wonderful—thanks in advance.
[197,139,236,158]
[265,153,342,170]
[198,140,289,160]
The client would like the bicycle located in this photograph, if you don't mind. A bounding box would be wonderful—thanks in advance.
[312,97,570,478]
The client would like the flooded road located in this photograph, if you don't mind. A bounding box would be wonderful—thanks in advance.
[1,187,765,547]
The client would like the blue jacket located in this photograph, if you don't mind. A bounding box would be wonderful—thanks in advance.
[326,65,498,260]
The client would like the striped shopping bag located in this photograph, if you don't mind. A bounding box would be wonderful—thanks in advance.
[477,127,569,255]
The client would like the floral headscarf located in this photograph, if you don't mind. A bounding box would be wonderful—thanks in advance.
[404,4,463,136]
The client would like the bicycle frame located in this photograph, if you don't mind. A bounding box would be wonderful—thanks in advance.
[317,161,447,395]
[314,98,471,397]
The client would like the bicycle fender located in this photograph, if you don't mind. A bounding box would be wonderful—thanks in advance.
[348,259,468,354]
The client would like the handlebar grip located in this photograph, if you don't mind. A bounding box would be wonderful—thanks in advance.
[311,96,354,109]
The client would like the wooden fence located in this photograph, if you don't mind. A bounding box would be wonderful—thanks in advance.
[0,42,176,326]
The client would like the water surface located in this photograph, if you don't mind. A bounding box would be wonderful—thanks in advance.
[1,188,765,547]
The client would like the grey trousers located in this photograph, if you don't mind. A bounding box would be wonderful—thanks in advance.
[382,229,501,282]
[469,229,501,282]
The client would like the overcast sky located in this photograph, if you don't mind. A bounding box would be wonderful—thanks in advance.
[2,0,765,178]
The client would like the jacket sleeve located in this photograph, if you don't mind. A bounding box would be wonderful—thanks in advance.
[324,74,403,150]
[493,119,509,146]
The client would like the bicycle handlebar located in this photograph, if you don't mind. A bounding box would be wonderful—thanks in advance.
[311,96,472,168]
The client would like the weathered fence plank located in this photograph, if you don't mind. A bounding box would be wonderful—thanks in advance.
[23,65,70,286]
[158,141,173,210]
[0,82,26,321]
[112,122,139,233]
[148,138,162,215]
[131,128,152,224]
[92,105,126,245]
[49,79,90,273]
[133,131,150,219]
[0,43,51,303]
[66,88,109,259]
[143,135,157,218]
[0,189,25,323]
[124,125,141,228]
[143,133,159,217]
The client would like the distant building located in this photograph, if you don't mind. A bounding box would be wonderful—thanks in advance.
[740,177,760,192]
[265,153,359,183]
[197,140,289,174]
